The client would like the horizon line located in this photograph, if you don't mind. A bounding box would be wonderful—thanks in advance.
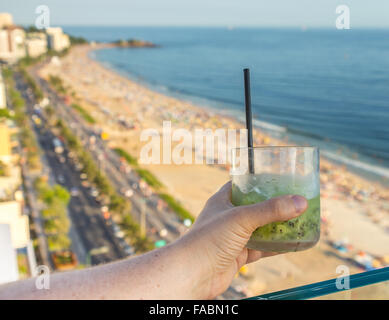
[20,24,389,30]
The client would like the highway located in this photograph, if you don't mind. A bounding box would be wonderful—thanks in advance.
[31,66,185,244]
[15,72,127,265]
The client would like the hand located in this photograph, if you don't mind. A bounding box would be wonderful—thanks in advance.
[179,181,307,299]
[0,181,307,300]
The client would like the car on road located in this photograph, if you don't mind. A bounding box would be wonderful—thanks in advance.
[112,224,125,238]
[159,228,168,238]
[143,188,153,197]
[31,114,42,127]
[81,180,90,188]
[123,188,134,198]
[123,245,135,256]
[58,155,66,163]
[57,174,65,184]
[53,138,64,154]
[90,187,99,198]
[80,173,88,180]
[123,165,131,174]
[70,187,80,197]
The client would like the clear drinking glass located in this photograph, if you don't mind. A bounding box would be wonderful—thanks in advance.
[231,146,320,252]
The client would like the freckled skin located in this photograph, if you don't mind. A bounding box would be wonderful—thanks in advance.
[0,182,306,300]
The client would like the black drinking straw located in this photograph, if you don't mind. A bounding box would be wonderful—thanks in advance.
[244,68,254,174]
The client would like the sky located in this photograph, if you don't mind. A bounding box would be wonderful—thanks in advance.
[0,0,388,28]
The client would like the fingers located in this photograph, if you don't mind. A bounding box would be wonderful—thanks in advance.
[194,181,234,226]
[246,250,263,264]
[246,250,278,264]
[232,195,308,233]
[204,181,233,209]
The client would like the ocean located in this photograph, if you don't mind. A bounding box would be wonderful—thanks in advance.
[63,26,389,182]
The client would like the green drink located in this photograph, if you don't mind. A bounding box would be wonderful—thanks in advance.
[231,147,320,252]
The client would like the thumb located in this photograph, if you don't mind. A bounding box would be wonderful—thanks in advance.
[231,195,308,233]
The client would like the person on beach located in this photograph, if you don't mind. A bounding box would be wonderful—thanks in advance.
[0,182,307,300]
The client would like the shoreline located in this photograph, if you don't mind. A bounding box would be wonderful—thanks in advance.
[37,43,389,296]
[39,44,389,205]
[90,45,389,185]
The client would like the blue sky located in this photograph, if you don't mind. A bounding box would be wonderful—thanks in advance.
[0,0,388,28]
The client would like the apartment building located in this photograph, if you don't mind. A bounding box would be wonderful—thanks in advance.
[46,27,70,52]
[0,25,26,63]
[0,13,13,29]
[0,224,18,284]
[26,32,47,58]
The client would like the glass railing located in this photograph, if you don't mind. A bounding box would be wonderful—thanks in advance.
[246,266,389,300]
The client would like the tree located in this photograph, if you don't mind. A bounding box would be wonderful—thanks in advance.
[53,184,71,204]
[47,234,72,251]
[109,194,130,214]
[133,236,154,253]
[24,25,40,33]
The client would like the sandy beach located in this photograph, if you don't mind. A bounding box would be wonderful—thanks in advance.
[37,44,389,297]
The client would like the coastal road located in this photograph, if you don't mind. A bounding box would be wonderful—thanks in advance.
[31,65,184,244]
[15,72,127,265]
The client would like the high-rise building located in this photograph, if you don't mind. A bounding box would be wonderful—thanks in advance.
[0,201,35,284]
[46,27,70,52]
[0,13,13,29]
[0,224,18,285]
[26,32,47,58]
[0,201,30,250]
[0,26,26,63]
[0,120,36,283]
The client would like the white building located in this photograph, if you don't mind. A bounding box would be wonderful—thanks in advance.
[0,201,30,249]
[46,27,70,52]
[0,26,26,63]
[0,119,36,283]
[0,13,13,29]
[0,224,18,285]
[26,32,47,58]
[0,201,36,284]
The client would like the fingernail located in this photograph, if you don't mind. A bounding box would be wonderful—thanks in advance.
[291,195,307,213]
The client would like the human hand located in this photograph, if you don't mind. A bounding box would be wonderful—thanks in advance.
[0,181,308,301]
[178,181,307,299]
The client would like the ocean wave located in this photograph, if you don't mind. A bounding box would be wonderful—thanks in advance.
[321,150,389,179]
[216,108,287,133]
[253,118,287,133]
